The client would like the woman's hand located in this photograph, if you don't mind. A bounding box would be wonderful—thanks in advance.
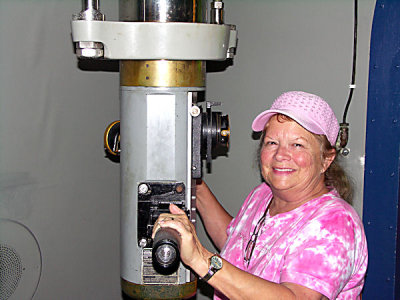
[152,204,212,274]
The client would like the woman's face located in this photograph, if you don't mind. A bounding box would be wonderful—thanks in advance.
[260,115,331,197]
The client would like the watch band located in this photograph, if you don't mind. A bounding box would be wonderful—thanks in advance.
[201,269,215,282]
[200,254,223,282]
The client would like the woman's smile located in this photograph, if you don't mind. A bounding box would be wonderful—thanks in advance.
[271,167,297,177]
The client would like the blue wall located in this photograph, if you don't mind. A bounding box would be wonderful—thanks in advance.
[363,1,400,299]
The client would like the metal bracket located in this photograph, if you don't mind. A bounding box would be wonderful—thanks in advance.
[71,20,238,60]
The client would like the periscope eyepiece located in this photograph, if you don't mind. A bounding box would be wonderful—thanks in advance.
[152,228,180,275]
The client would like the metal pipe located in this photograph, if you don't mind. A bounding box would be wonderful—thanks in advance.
[73,0,104,21]
[210,0,224,24]
[119,0,206,22]
[83,0,100,11]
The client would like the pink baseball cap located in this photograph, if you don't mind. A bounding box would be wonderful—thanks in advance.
[252,91,339,146]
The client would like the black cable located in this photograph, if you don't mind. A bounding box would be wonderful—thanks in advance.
[342,0,358,124]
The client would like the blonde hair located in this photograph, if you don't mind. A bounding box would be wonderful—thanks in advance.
[316,134,353,203]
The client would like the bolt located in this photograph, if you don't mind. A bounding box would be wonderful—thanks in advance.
[176,184,184,193]
[211,1,224,9]
[227,47,236,58]
[340,148,350,156]
[76,41,104,58]
[191,106,201,117]
[138,184,149,194]
[139,238,147,248]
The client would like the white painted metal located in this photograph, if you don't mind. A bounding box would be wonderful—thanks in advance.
[71,20,237,60]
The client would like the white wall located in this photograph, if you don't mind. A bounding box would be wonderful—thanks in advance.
[0,1,121,299]
[0,1,375,299]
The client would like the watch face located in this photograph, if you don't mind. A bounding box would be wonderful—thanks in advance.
[210,255,223,270]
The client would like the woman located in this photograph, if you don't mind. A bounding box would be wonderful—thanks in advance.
[154,91,368,299]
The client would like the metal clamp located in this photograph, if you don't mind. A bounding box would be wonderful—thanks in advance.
[71,21,238,60]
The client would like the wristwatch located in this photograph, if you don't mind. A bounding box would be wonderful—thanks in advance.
[200,254,223,282]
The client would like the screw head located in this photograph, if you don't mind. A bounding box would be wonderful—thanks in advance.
[138,184,149,194]
[191,106,201,117]
[139,238,147,248]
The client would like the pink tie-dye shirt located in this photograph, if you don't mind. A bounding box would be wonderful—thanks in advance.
[215,183,368,300]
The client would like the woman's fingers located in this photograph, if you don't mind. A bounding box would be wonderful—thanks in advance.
[169,203,185,214]
[152,206,188,238]
[151,204,206,267]
[152,217,174,238]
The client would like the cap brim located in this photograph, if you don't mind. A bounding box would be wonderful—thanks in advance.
[252,109,326,136]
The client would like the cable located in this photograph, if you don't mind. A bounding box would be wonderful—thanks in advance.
[342,0,358,124]
[338,0,358,152]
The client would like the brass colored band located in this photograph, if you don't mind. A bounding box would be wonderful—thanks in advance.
[120,60,205,87]
[121,278,197,300]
